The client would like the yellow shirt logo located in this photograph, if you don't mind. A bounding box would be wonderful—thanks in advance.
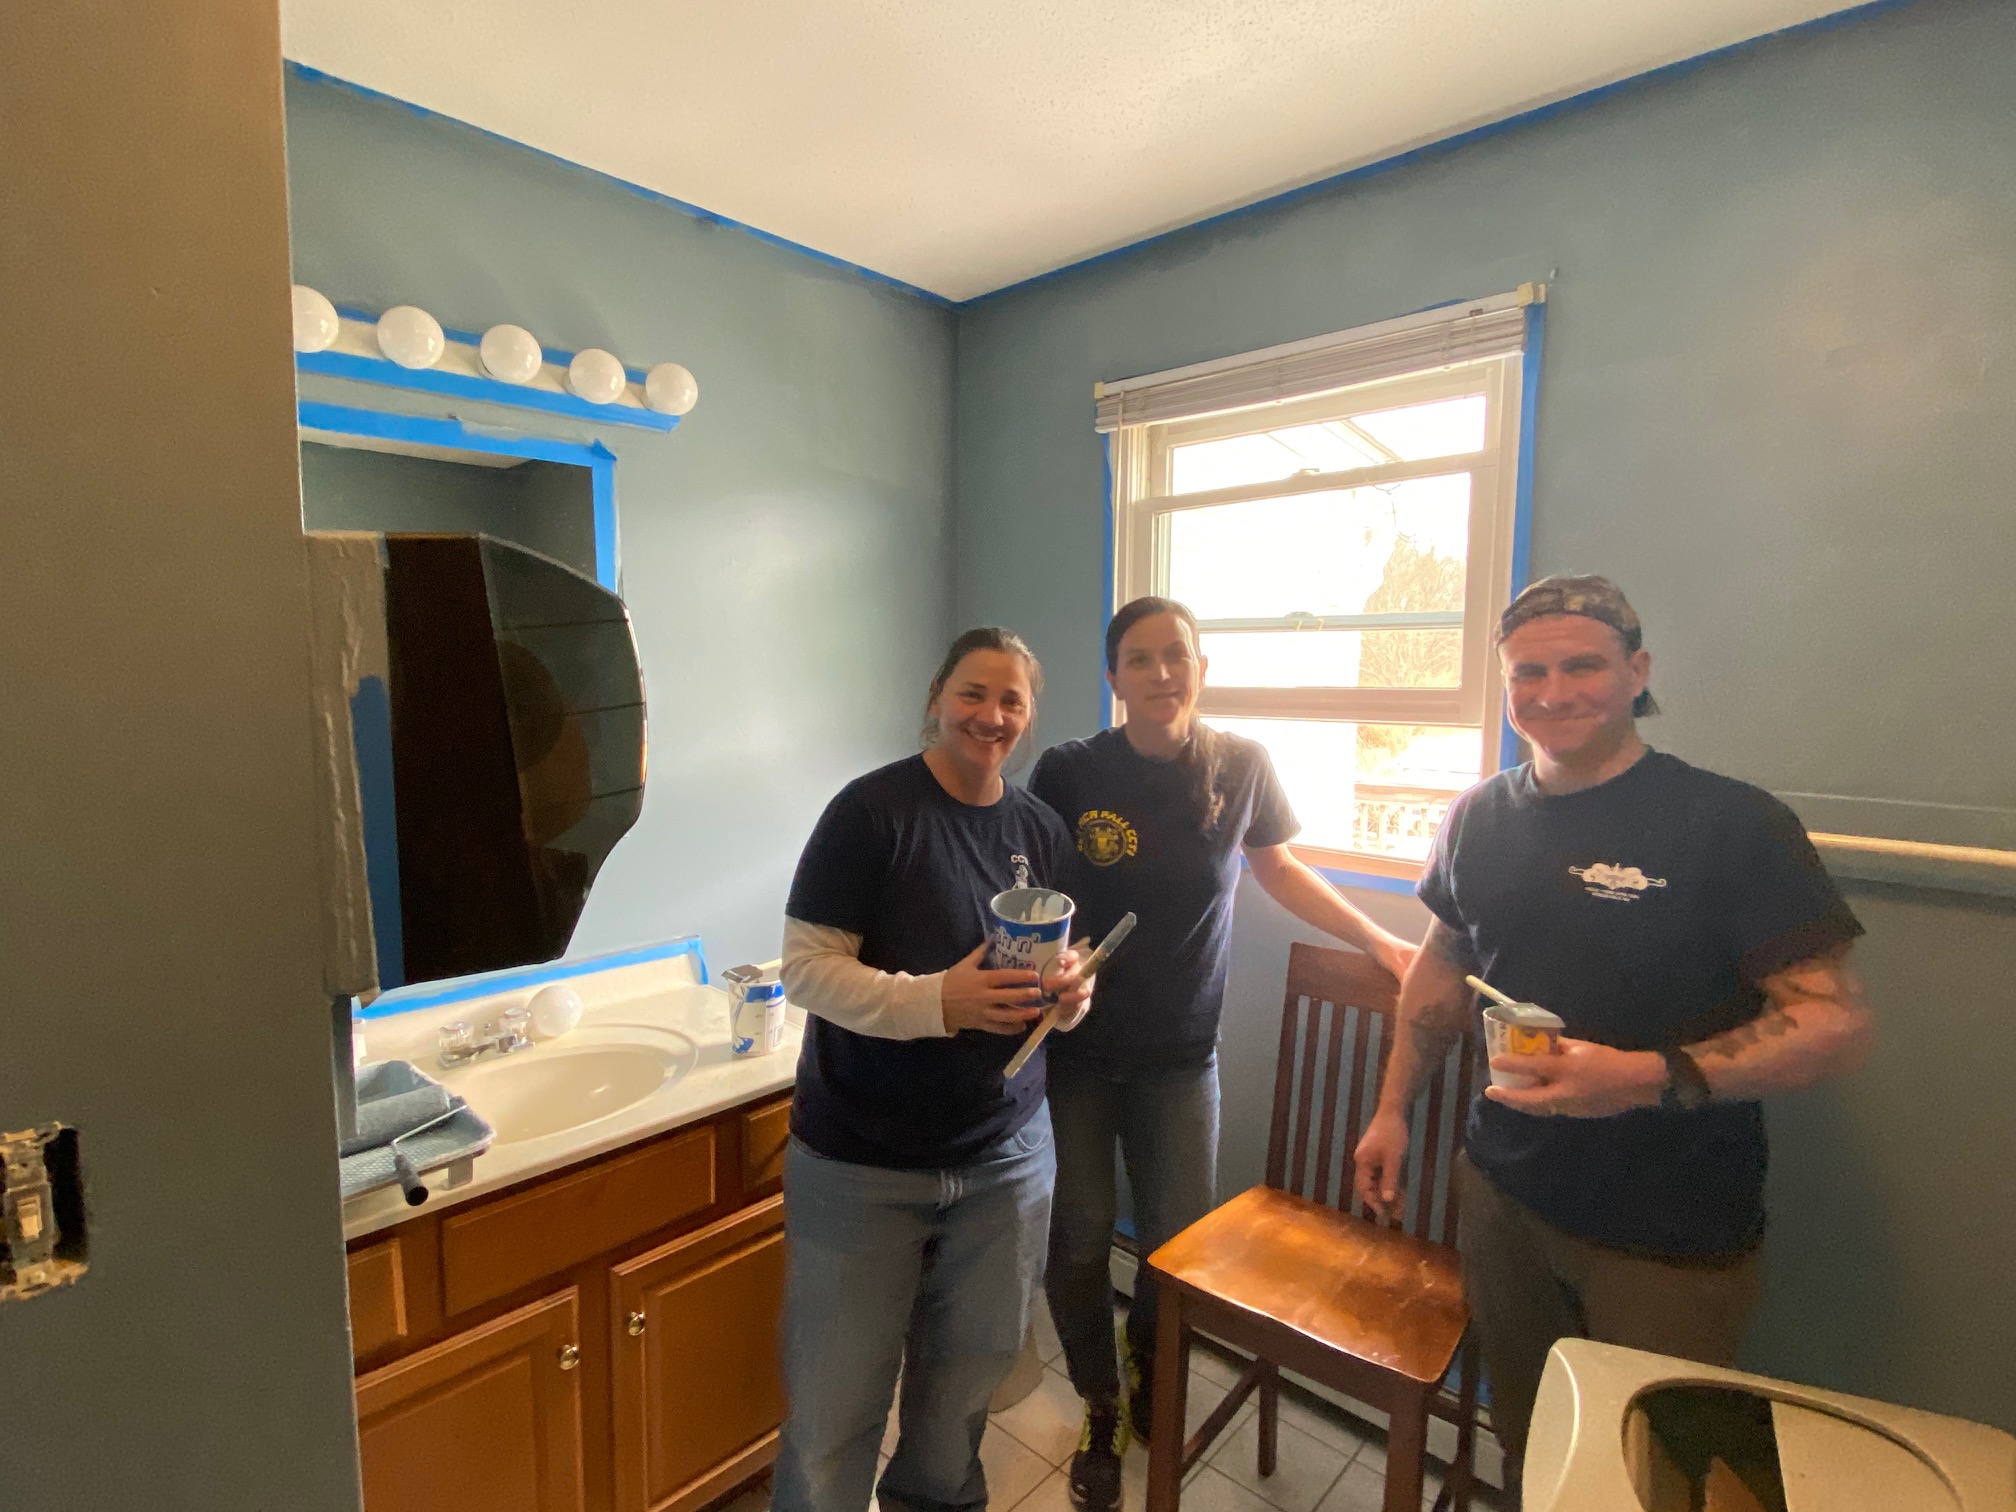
[1076,809,1138,867]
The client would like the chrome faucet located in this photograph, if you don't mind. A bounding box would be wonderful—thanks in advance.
[437,1007,535,1068]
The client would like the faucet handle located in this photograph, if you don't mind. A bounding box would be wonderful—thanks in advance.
[497,1006,533,1052]
[437,1020,476,1063]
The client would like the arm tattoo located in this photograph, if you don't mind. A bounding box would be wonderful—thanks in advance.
[1686,945,1873,1087]
[1393,919,1475,1096]
[1692,1003,1800,1062]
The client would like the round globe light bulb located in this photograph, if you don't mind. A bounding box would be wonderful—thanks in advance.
[291,285,340,354]
[527,984,584,1039]
[567,347,627,405]
[643,362,699,416]
[376,305,445,370]
[478,323,543,385]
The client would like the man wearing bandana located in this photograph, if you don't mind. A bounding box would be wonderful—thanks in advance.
[1352,575,1876,1498]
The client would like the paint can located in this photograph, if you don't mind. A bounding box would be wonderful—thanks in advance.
[986,887,1075,998]
[723,966,786,1057]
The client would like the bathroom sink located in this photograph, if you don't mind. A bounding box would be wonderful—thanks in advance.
[445,1033,697,1146]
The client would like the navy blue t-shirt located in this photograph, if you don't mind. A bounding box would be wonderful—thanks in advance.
[785,754,1073,1169]
[1028,728,1297,1069]
[1419,749,1863,1255]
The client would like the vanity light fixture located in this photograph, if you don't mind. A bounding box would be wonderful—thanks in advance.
[643,362,699,416]
[376,305,446,370]
[567,348,627,406]
[292,291,700,420]
[478,323,543,385]
[291,285,340,353]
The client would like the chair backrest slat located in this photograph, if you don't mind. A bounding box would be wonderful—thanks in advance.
[1270,940,1476,1246]
[1308,993,1352,1204]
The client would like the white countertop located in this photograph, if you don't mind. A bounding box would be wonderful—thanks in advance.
[343,962,799,1242]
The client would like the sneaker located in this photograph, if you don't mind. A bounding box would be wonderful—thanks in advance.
[1068,1400,1128,1512]
[1122,1343,1154,1445]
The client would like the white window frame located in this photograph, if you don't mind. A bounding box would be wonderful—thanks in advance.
[1105,302,1532,880]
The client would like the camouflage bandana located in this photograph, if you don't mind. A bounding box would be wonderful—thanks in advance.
[1497,574,1659,716]
[1498,574,1643,652]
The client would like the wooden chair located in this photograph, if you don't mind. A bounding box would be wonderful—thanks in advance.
[1143,942,1481,1512]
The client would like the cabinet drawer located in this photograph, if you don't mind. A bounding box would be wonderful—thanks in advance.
[739,1097,791,1193]
[442,1127,716,1317]
[347,1237,409,1362]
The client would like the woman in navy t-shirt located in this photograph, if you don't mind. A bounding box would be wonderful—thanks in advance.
[1027,597,1419,1510]
[771,626,1093,1512]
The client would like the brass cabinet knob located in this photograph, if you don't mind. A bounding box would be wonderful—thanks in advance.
[626,1310,647,1337]
[557,1343,581,1371]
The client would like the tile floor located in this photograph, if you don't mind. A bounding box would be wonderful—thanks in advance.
[719,1300,1503,1512]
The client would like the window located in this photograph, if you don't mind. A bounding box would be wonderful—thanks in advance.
[1102,290,1538,878]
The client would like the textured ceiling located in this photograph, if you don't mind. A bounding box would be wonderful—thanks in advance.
[282,0,1861,301]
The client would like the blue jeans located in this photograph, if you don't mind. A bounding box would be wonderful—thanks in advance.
[773,1105,1055,1512]
[1044,1055,1219,1403]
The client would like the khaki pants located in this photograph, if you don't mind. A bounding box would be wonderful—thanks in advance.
[1454,1154,1762,1473]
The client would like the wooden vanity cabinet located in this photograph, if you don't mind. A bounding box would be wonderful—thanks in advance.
[348,1093,793,1512]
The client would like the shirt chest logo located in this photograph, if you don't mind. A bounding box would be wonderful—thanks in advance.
[1075,809,1138,867]
[1570,861,1668,902]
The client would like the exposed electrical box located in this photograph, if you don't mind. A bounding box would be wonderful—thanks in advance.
[1,1123,87,1303]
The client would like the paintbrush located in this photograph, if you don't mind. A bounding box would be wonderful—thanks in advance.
[1004,912,1137,1079]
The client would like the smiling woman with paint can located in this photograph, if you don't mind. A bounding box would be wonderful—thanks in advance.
[1028,597,1420,1512]
[772,626,1093,1512]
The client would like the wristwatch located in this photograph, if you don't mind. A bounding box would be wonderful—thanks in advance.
[1659,1048,1712,1111]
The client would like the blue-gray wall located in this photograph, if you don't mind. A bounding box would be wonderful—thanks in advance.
[285,69,957,975]
[953,0,2016,1430]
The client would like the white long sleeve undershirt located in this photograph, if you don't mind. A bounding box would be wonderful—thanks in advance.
[780,917,1092,1042]
[781,918,952,1040]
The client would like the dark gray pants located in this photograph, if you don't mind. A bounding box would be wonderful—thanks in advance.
[1455,1154,1762,1478]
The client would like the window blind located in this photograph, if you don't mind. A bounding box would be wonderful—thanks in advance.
[1094,285,1542,433]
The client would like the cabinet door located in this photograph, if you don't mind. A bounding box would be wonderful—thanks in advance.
[356,1287,585,1512]
[610,1197,787,1512]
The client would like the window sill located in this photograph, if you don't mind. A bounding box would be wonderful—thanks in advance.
[1293,844,1424,897]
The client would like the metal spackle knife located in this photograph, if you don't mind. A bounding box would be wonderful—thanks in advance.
[1004,912,1137,1079]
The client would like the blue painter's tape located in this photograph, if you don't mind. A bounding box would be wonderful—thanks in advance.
[1099,432,1117,732]
[285,60,954,310]
[1500,300,1547,773]
[296,348,679,431]
[298,401,621,591]
[590,450,619,592]
[358,936,710,1020]
[1313,865,1421,899]
[964,0,1922,308]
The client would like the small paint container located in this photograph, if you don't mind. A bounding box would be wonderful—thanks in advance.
[986,887,1076,998]
[1481,1002,1565,1089]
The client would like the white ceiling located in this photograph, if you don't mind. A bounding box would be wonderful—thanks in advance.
[282,0,1860,302]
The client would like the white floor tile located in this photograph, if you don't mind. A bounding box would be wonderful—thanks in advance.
[1315,1461,1388,1512]
[1273,1388,1376,1462]
[982,1422,1054,1510]
[1187,1340,1253,1391]
[1208,1413,1353,1512]
[1182,1368,1260,1443]
[1006,1468,1072,1511]
[992,1365,1087,1466]
[1181,1464,1285,1512]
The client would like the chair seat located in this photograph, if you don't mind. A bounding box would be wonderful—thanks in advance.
[1148,1185,1468,1387]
